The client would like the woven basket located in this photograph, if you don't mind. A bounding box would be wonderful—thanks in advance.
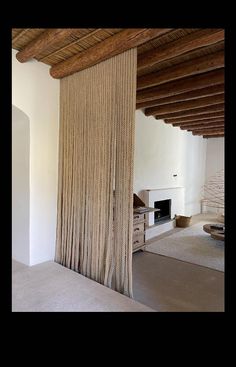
[175,215,192,227]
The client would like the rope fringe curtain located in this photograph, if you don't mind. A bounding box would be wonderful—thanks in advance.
[55,49,137,297]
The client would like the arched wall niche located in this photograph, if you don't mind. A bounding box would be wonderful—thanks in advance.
[12,105,30,265]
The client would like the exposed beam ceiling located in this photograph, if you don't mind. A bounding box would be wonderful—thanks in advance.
[203,134,224,138]
[166,112,225,124]
[182,123,224,130]
[144,94,224,116]
[137,29,224,71]
[137,50,224,90]
[16,29,75,63]
[192,128,224,136]
[50,28,172,79]
[38,29,103,61]
[174,117,224,127]
[136,84,224,109]
[155,103,224,120]
[12,29,30,43]
[137,69,224,103]
[12,28,224,137]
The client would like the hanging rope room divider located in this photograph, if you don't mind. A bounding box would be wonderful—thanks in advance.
[55,49,137,297]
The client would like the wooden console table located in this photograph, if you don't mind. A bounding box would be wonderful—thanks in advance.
[132,194,160,252]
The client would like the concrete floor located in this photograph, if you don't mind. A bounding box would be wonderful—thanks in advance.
[12,260,154,312]
[132,213,224,312]
[12,213,224,312]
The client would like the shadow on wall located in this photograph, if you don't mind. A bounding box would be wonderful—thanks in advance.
[12,105,30,265]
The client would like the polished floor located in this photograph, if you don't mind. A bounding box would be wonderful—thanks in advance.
[132,213,224,312]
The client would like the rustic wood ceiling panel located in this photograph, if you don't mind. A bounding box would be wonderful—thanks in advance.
[11,28,224,137]
[36,28,96,62]
[137,28,198,55]
[137,39,224,77]
[12,28,26,41]
[12,28,46,50]
[12,28,123,66]
[38,28,122,65]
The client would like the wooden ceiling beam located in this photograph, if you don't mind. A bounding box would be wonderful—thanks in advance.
[183,123,224,130]
[173,118,224,127]
[137,29,224,71]
[50,28,172,79]
[136,84,224,109]
[165,112,225,124]
[192,128,224,135]
[38,29,103,61]
[145,94,224,116]
[16,29,76,63]
[137,50,224,90]
[155,103,224,120]
[12,29,30,43]
[137,69,224,103]
[203,134,224,138]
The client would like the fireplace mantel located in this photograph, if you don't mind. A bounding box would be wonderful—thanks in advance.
[146,186,184,191]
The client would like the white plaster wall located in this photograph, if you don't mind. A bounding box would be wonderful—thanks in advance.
[205,138,224,180]
[12,106,30,265]
[134,110,207,216]
[204,137,224,213]
[182,131,207,215]
[12,49,60,265]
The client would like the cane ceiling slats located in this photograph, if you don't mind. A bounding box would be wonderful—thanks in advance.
[137,28,197,55]
[12,28,224,137]
[12,28,46,49]
[137,40,224,77]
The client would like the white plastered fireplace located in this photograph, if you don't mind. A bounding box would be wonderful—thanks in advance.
[143,187,185,240]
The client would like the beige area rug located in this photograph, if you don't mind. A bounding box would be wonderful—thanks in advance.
[145,221,224,272]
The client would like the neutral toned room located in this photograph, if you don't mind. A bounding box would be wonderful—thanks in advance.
[12,28,225,312]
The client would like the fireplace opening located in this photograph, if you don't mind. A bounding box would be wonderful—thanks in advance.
[154,199,171,223]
